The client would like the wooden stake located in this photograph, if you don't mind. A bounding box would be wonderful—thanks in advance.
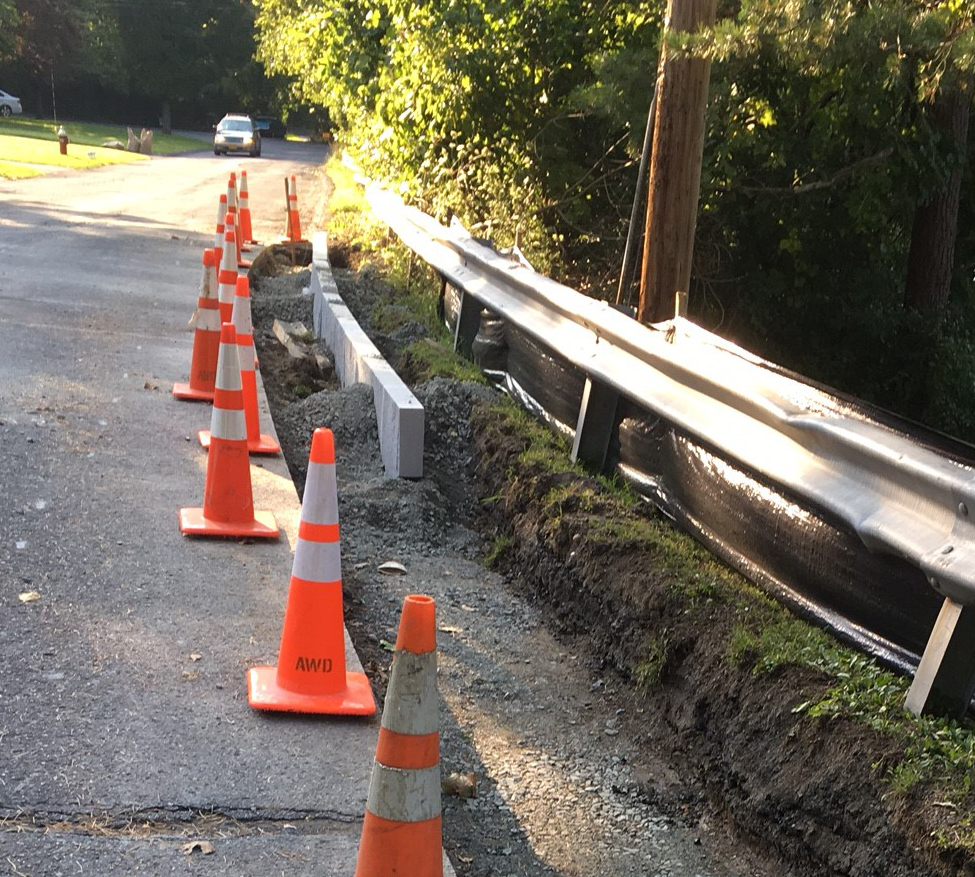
[284,177,292,240]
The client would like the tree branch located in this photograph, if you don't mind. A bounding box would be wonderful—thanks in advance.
[734,148,894,196]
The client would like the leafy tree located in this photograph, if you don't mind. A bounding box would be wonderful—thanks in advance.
[9,0,121,114]
[109,0,275,132]
[0,2,20,62]
[255,0,658,274]
[690,0,975,435]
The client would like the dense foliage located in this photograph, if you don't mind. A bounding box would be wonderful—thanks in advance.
[700,0,975,438]
[255,0,660,275]
[255,0,975,443]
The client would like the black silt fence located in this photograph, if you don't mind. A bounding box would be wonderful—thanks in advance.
[446,284,969,672]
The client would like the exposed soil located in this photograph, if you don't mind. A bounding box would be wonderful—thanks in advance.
[249,238,975,877]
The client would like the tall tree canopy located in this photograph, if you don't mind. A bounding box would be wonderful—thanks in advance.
[255,0,660,272]
[111,0,275,131]
[1,0,278,127]
[697,0,975,432]
[9,0,121,112]
[0,2,21,62]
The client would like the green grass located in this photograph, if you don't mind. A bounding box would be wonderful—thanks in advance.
[0,134,147,170]
[726,606,975,806]
[635,634,671,688]
[0,160,42,179]
[328,157,368,214]
[0,117,205,155]
[324,151,486,385]
[400,339,485,384]
[484,534,513,567]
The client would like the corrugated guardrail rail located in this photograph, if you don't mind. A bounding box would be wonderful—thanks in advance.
[366,184,975,718]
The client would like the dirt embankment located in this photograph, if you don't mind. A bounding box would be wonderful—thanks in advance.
[471,404,975,877]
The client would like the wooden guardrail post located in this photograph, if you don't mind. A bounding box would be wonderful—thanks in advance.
[453,287,481,357]
[906,598,975,718]
[570,377,619,472]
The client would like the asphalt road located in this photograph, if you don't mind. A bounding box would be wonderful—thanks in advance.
[0,137,434,875]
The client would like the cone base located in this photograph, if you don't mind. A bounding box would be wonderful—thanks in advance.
[179,507,279,539]
[172,382,215,402]
[199,429,281,455]
[247,666,377,716]
[237,259,253,269]
[355,812,443,877]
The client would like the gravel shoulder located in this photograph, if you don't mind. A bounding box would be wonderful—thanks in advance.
[249,259,773,877]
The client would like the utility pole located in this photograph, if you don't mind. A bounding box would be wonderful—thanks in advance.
[637,0,717,324]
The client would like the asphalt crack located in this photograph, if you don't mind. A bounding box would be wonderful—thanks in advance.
[0,804,360,838]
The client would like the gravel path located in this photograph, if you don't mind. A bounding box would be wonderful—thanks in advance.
[250,262,777,877]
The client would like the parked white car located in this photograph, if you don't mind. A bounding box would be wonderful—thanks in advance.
[0,90,22,116]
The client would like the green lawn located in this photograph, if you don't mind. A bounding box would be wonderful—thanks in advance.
[0,117,205,155]
[0,160,42,180]
[0,134,148,173]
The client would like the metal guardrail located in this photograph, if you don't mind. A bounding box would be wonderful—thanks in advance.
[366,184,975,716]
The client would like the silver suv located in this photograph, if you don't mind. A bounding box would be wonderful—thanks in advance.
[213,114,261,157]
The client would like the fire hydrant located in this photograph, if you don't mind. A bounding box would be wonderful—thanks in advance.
[57,126,68,155]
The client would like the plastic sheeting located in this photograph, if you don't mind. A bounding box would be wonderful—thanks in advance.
[449,288,965,671]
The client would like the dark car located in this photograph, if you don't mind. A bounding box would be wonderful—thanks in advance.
[213,114,261,157]
[253,115,286,139]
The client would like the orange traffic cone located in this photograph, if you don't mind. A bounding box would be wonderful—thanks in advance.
[287,174,303,242]
[354,595,441,877]
[212,192,227,269]
[216,211,238,324]
[247,428,376,714]
[179,322,279,540]
[172,249,220,402]
[239,170,253,249]
[199,276,280,455]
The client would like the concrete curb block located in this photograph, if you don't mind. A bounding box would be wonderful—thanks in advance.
[310,231,424,478]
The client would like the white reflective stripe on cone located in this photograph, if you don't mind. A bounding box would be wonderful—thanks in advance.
[219,237,236,273]
[380,651,439,736]
[236,343,255,374]
[215,345,242,392]
[211,408,247,442]
[366,764,441,823]
[301,461,339,526]
[195,308,221,331]
[291,539,341,584]
[232,301,253,336]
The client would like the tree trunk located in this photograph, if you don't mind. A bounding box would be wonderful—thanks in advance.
[904,86,971,320]
[637,0,717,325]
[161,100,172,135]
